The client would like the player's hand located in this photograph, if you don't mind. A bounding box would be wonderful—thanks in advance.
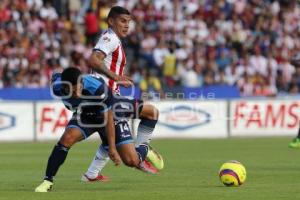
[114,75,133,88]
[108,148,121,166]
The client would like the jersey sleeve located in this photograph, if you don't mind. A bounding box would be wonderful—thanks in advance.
[93,33,119,56]
[51,73,61,83]
[51,73,62,96]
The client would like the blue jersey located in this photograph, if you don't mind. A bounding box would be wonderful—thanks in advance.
[51,73,113,116]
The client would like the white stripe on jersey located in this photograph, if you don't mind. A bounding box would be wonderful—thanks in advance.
[93,28,126,94]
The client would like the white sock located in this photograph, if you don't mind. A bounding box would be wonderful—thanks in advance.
[85,145,109,179]
[135,119,156,147]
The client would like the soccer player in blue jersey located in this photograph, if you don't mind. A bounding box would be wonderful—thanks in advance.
[35,67,159,192]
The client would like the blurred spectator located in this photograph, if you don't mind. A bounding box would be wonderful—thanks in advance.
[288,74,300,94]
[140,68,164,99]
[237,72,254,97]
[216,46,232,70]
[39,2,58,20]
[163,44,177,86]
[68,0,81,21]
[98,1,111,30]
[279,56,296,83]
[249,45,268,77]
[140,32,157,68]
[84,8,98,45]
[225,61,241,85]
[153,39,169,70]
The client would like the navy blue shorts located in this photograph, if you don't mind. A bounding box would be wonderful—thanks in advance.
[66,97,143,147]
[113,97,144,119]
[67,119,134,148]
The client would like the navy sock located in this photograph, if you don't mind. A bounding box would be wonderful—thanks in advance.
[140,118,157,128]
[135,144,149,162]
[44,142,70,182]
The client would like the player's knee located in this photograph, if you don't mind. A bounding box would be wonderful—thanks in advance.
[141,105,159,120]
[122,156,139,167]
[153,106,159,120]
[149,106,159,120]
[59,134,77,148]
[127,160,139,167]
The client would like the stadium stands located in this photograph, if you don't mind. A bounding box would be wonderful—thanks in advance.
[0,0,300,99]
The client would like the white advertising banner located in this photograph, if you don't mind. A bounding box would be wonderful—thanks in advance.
[230,100,300,136]
[134,101,228,138]
[0,102,34,141]
[36,101,73,141]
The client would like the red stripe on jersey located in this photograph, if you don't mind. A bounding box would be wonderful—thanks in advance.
[108,46,119,89]
[115,45,126,92]
[119,46,126,76]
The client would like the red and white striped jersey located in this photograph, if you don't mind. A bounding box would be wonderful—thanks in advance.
[93,28,126,94]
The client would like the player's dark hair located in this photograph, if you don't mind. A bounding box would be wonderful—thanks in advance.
[61,67,82,85]
[107,6,130,20]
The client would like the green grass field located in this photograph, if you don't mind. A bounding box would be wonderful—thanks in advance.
[1,137,300,200]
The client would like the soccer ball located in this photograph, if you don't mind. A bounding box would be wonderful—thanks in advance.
[219,160,246,186]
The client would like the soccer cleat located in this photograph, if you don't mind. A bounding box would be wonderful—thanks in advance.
[34,180,53,192]
[146,146,164,170]
[81,174,110,182]
[288,138,300,148]
[138,160,159,174]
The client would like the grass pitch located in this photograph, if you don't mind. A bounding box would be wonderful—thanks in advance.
[0,137,300,200]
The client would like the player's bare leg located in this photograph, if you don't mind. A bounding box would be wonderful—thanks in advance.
[82,102,163,180]
[117,143,158,174]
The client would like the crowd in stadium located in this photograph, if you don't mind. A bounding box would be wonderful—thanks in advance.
[0,0,300,97]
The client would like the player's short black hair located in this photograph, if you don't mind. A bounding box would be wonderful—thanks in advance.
[107,6,130,20]
[61,67,82,85]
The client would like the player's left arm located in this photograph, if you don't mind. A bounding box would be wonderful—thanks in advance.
[89,51,119,80]
[90,51,133,87]
[98,84,121,165]
[90,34,133,87]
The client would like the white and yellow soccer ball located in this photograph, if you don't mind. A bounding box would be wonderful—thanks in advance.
[219,160,246,186]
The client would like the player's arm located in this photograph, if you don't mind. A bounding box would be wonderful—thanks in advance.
[105,109,121,166]
[89,36,133,87]
[90,51,133,87]
[98,85,121,165]
[89,51,119,80]
[50,73,62,97]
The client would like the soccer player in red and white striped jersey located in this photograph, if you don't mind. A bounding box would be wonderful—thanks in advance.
[82,6,163,182]
[93,29,127,94]
[89,6,132,94]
